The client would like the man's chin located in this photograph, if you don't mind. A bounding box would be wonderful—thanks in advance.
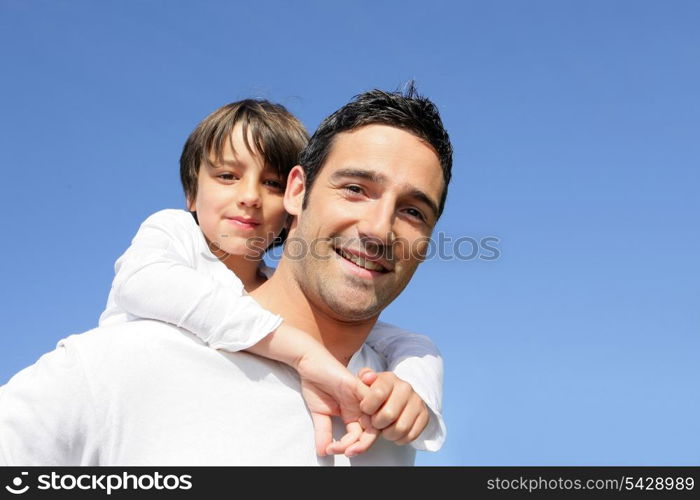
[320,290,388,322]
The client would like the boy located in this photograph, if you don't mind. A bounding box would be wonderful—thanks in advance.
[99,99,445,456]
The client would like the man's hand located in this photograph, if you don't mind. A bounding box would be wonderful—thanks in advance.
[354,368,430,446]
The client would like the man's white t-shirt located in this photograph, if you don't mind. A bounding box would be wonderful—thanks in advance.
[0,320,415,466]
[96,209,445,451]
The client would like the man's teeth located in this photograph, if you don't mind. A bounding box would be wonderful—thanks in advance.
[339,249,385,272]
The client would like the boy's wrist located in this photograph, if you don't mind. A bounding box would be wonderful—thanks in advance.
[295,345,345,379]
[246,321,328,372]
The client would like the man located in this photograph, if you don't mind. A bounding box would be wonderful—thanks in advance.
[0,85,452,465]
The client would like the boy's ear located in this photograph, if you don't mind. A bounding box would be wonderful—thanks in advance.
[284,166,306,216]
[186,196,195,212]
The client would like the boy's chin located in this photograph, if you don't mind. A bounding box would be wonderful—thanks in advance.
[207,241,265,262]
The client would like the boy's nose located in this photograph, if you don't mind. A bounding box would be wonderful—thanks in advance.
[237,182,262,208]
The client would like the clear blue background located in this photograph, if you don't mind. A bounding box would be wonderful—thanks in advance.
[1,0,698,465]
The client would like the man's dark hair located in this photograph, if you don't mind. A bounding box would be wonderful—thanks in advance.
[298,82,453,217]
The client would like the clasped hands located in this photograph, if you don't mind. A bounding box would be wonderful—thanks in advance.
[296,353,430,458]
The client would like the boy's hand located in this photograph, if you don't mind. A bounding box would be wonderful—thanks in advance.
[295,350,379,457]
[355,368,430,446]
[246,323,379,457]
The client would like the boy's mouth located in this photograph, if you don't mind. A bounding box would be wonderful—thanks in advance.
[227,216,261,229]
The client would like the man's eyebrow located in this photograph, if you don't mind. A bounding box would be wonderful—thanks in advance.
[329,168,388,184]
[331,168,439,219]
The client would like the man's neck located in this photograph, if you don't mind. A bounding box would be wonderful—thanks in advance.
[249,259,378,365]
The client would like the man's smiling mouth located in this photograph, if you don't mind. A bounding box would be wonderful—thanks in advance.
[334,247,390,273]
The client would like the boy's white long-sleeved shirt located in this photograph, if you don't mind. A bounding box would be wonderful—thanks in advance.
[99,209,445,451]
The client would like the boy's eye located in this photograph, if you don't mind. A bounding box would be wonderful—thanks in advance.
[264,179,285,191]
[218,173,238,181]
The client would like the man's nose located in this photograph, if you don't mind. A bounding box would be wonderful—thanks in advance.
[357,199,395,248]
[237,178,262,208]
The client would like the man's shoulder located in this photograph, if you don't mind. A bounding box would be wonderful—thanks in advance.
[62,320,289,386]
[371,320,424,336]
[0,321,200,414]
[351,343,388,373]
[67,318,193,346]
[370,320,435,345]
[366,320,440,357]
[60,320,204,370]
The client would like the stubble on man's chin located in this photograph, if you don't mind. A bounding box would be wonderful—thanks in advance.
[289,216,395,323]
[320,285,385,323]
[292,260,384,323]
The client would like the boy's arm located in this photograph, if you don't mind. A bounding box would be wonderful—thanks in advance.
[365,321,446,451]
[108,210,282,351]
[108,210,374,456]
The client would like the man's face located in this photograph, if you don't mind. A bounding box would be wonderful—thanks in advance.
[287,124,444,321]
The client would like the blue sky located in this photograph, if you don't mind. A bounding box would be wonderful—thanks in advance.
[1,0,698,465]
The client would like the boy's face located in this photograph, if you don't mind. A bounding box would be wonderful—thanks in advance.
[188,123,288,260]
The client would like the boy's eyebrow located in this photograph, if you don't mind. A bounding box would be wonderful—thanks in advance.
[203,158,229,169]
[205,158,284,178]
[212,159,238,168]
[330,168,439,219]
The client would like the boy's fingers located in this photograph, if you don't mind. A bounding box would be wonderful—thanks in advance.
[395,407,430,446]
[381,395,425,442]
[359,371,378,386]
[359,374,394,415]
[358,367,378,388]
[345,424,381,457]
[352,377,371,401]
[326,421,362,455]
[371,379,413,429]
[311,413,334,456]
[359,413,373,430]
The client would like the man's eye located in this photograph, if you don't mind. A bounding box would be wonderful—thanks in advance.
[403,207,425,222]
[343,185,364,195]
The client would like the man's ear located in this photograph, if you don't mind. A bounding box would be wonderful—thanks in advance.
[284,165,306,216]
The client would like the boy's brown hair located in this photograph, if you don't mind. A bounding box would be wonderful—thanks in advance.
[180,99,309,205]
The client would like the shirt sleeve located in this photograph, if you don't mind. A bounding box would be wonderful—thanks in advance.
[0,337,98,465]
[365,321,446,452]
[108,210,283,351]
